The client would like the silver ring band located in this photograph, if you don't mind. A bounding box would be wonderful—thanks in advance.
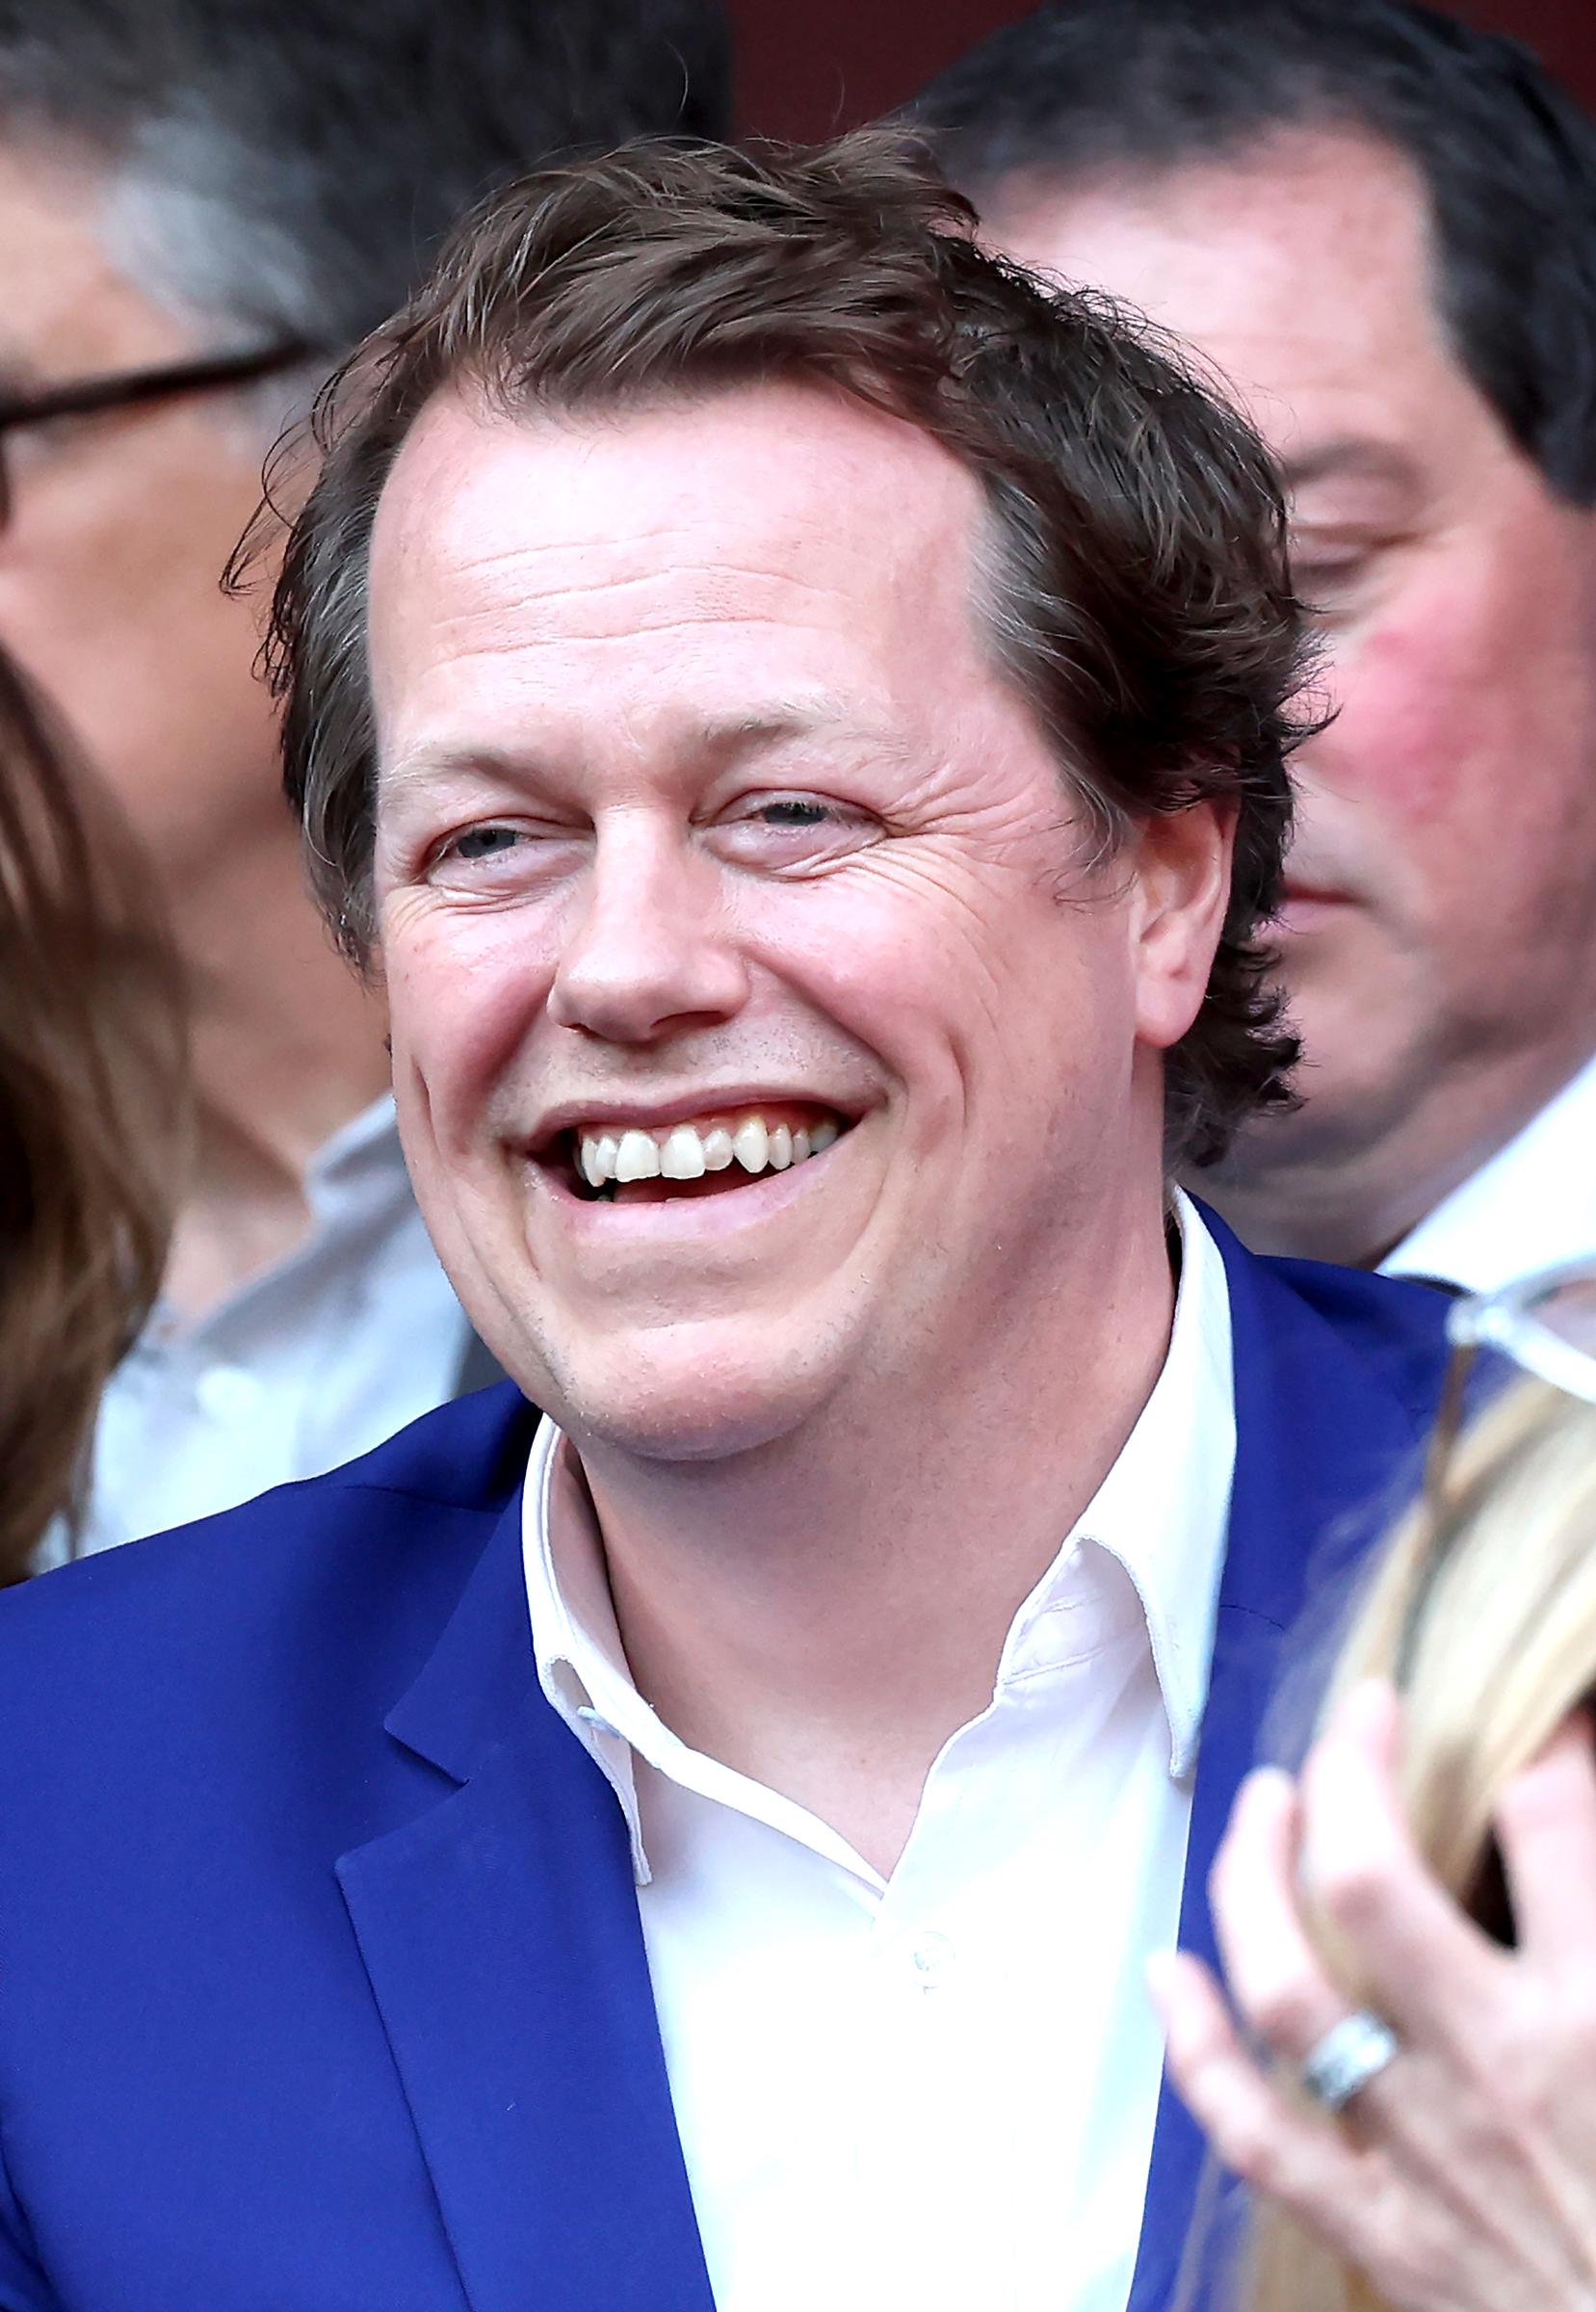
[1298,2010,1400,2113]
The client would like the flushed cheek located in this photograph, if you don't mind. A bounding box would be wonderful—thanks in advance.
[1314,529,1588,842]
[1313,596,1496,831]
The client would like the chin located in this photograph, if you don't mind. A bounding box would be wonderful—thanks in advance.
[538,1320,844,1466]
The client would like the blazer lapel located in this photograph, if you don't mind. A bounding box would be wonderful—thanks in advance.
[337,1487,715,2312]
[1128,1225,1438,2312]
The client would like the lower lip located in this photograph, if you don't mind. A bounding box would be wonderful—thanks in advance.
[529,1131,850,1242]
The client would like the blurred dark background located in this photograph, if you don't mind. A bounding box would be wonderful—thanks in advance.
[726,0,1596,138]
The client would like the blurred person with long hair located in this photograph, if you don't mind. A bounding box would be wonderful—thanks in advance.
[0,651,180,1580]
[1153,1290,1596,2311]
[0,0,729,1563]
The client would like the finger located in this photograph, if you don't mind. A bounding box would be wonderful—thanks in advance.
[1299,1680,1505,2043]
[1150,1948,1377,2255]
[1147,1946,1244,2101]
[1209,1765,1349,2061]
[1335,1672,1403,1768]
[1495,1714,1596,1970]
[1155,1961,1565,2312]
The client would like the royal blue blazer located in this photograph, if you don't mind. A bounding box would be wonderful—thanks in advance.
[0,1219,1453,2310]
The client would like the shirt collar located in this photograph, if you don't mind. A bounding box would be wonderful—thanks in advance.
[1047,1191,1234,1776]
[522,1188,1235,1876]
[524,1428,654,1881]
[1382,1050,1596,1294]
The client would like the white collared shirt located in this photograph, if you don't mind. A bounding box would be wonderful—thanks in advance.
[1382,1051,1596,1294]
[522,1192,1236,2312]
[61,1095,470,1561]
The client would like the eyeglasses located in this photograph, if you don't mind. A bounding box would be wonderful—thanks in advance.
[0,339,316,527]
[1425,1256,1596,1494]
[1452,1261,1596,1404]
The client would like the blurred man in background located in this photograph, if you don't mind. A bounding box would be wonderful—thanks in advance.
[0,0,728,1559]
[918,0,1596,1289]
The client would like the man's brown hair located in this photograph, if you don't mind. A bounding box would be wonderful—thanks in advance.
[257,128,1315,1167]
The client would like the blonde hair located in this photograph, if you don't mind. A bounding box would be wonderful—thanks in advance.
[0,655,184,1579]
[1245,1375,1596,2312]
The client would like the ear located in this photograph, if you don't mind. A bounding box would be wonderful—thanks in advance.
[1128,798,1236,1052]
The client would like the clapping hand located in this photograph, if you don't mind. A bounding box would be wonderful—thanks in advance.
[1148,1680,1596,2312]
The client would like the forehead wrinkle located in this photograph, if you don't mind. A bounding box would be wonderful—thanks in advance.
[401,545,948,669]
[424,547,876,630]
[423,516,844,574]
[420,608,871,668]
[373,387,1000,765]
[412,483,935,588]
[409,477,955,597]
[443,554,853,597]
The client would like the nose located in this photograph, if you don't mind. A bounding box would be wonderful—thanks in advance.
[547,810,749,1046]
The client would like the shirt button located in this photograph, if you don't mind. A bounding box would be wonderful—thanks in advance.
[910,1931,955,1989]
[195,1365,264,1424]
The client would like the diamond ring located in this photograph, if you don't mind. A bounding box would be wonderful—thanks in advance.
[1298,2010,1400,2114]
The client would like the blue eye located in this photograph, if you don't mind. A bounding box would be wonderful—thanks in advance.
[452,826,521,860]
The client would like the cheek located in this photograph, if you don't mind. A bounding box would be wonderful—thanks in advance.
[383,908,555,1151]
[1310,539,1593,843]
[752,853,1124,1113]
[1,456,264,729]
[746,855,1033,1058]
[1314,596,1488,828]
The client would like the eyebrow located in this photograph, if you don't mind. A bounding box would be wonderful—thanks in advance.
[379,698,904,798]
[1280,438,1425,495]
[378,746,541,802]
[693,700,893,756]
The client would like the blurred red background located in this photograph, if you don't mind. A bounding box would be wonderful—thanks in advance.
[726,0,1596,140]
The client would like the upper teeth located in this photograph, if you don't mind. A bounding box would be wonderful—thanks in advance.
[577,1111,841,1189]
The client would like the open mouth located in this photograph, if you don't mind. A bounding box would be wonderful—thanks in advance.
[544,1102,851,1205]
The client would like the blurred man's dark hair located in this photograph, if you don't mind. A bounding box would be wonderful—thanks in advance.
[0,0,730,402]
[915,0,1596,506]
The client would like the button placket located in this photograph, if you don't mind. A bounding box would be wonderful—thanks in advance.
[909,1928,956,1992]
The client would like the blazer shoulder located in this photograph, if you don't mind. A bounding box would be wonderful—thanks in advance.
[308,1374,541,1511]
[1205,1208,1454,1414]
[1265,1249,1454,1358]
[0,1380,540,1755]
[1267,1257,1452,1396]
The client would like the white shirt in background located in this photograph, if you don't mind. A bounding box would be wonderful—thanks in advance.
[522,1192,1236,2312]
[64,1095,469,1560]
[1381,1050,1596,1294]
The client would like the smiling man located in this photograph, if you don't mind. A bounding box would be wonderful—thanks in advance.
[917,0,1596,1287]
[0,137,1455,2312]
